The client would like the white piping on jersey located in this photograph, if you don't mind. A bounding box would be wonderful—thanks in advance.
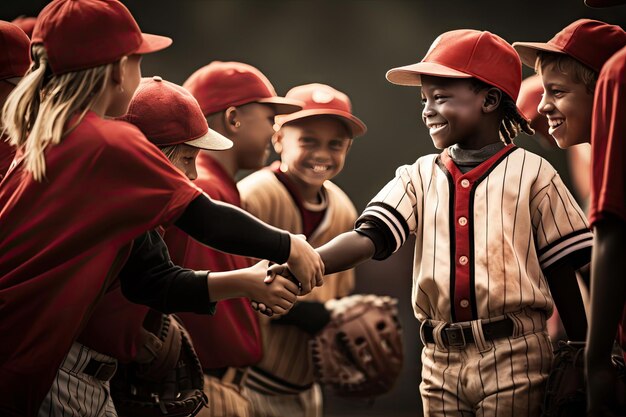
[360,205,407,251]
[539,235,593,269]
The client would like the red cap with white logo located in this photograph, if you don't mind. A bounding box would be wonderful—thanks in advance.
[275,83,367,138]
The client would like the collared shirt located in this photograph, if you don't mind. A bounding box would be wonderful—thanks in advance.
[356,145,592,322]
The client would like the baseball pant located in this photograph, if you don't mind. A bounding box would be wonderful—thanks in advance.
[38,342,118,417]
[420,311,553,417]
[243,383,322,417]
[199,371,252,417]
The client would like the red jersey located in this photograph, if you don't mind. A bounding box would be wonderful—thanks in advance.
[164,153,261,369]
[589,46,626,359]
[0,112,201,416]
[77,285,150,363]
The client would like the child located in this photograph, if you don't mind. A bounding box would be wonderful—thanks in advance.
[0,1,321,415]
[238,83,366,417]
[0,20,30,180]
[164,61,303,417]
[517,74,593,345]
[73,76,299,416]
[513,19,626,148]
[269,30,592,417]
[512,18,626,415]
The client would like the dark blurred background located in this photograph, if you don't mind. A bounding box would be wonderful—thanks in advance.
[3,1,625,415]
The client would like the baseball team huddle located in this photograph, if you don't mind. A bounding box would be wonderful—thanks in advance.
[1,0,625,416]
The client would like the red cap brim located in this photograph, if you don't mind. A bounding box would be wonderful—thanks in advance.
[276,109,367,138]
[512,42,565,69]
[135,33,172,55]
[257,97,304,115]
[386,62,472,86]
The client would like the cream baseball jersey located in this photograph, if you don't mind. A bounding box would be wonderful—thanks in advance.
[356,144,592,323]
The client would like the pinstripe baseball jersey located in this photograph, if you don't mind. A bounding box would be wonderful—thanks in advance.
[356,144,592,323]
[238,166,355,390]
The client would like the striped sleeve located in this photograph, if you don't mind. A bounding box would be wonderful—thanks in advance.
[532,173,593,270]
[355,164,420,256]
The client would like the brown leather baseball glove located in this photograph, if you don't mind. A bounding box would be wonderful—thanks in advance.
[310,294,403,398]
[111,310,208,417]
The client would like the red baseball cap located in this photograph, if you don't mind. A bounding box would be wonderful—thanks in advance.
[32,0,172,75]
[11,16,37,38]
[0,21,31,81]
[275,83,367,138]
[513,19,626,73]
[183,61,303,116]
[120,76,233,150]
[517,75,551,142]
[386,30,522,102]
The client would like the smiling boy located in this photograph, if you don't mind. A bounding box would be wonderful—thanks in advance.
[513,19,626,148]
[513,18,626,416]
[238,83,366,417]
[269,30,593,416]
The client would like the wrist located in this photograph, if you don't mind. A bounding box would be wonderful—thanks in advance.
[207,270,247,301]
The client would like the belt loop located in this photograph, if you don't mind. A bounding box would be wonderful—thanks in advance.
[432,321,448,351]
[471,320,491,353]
[419,320,429,346]
[507,311,523,338]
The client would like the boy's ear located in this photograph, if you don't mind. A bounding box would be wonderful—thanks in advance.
[271,130,284,153]
[482,87,502,114]
[224,106,240,135]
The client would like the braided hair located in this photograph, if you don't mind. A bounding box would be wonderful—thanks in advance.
[470,79,534,144]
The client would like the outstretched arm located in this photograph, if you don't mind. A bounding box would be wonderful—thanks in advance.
[317,230,376,275]
[120,232,298,316]
[175,194,323,294]
[265,230,376,286]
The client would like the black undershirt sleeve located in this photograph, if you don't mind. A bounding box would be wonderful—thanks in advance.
[354,219,396,260]
[175,194,291,264]
[119,230,216,315]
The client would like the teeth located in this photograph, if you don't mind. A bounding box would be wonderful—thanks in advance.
[548,119,563,128]
[312,165,329,173]
[429,123,447,129]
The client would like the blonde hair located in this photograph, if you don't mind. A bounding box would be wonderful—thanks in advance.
[159,144,184,161]
[2,45,113,181]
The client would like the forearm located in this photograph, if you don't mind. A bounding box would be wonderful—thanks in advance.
[122,268,214,314]
[119,231,215,314]
[586,218,626,366]
[545,262,588,341]
[206,269,253,301]
[317,231,375,275]
[175,194,291,264]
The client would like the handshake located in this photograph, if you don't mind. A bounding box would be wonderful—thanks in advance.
[247,234,325,317]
